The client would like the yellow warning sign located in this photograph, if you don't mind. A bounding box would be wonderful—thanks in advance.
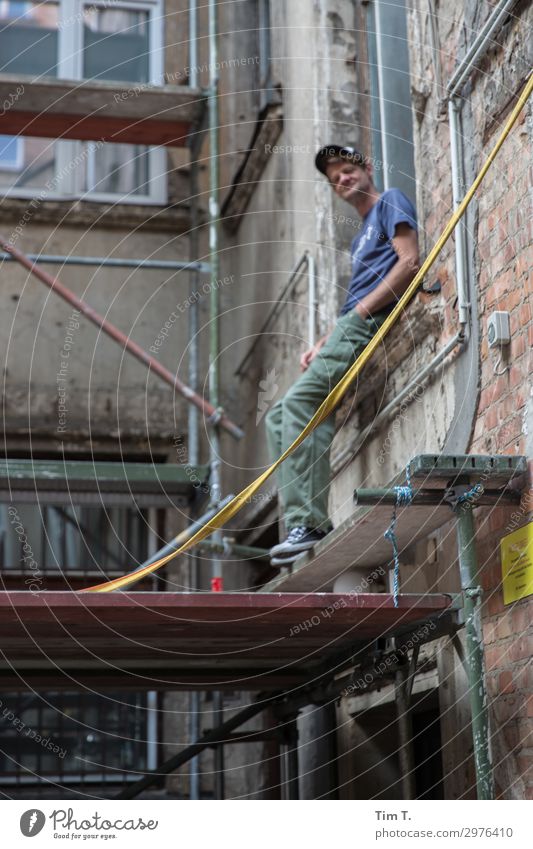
[501,522,533,605]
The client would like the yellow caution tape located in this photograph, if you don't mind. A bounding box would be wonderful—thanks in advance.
[82,72,533,593]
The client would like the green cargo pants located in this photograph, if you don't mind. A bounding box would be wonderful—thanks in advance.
[265,308,388,530]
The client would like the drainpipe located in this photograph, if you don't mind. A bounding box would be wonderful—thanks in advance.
[448,97,470,328]
[446,0,519,99]
[207,0,222,528]
[189,0,198,89]
[188,0,201,792]
[146,508,159,773]
[207,0,225,800]
[307,252,317,348]
[447,0,519,318]
[443,0,518,452]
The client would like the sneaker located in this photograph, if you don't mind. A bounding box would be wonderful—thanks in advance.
[270,526,329,559]
[271,553,299,567]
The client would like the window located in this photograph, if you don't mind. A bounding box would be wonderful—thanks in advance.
[0,0,166,204]
[0,503,149,578]
[365,0,416,204]
[0,690,150,784]
[0,135,23,170]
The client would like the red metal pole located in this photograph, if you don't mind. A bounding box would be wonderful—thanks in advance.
[1,237,243,440]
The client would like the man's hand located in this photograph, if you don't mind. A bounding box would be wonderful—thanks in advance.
[300,334,329,371]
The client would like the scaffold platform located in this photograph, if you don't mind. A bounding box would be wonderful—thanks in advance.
[0,590,453,692]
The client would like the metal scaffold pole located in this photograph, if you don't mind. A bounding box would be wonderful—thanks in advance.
[208,0,225,800]
[354,452,515,802]
[453,492,494,800]
[188,0,202,798]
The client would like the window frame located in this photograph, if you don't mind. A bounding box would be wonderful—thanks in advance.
[0,0,167,205]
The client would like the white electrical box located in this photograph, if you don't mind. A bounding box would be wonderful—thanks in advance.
[487,311,511,348]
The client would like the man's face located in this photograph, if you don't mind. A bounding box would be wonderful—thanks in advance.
[325,160,373,204]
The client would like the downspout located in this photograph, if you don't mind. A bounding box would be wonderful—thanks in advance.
[207,0,222,576]
[438,0,519,800]
[443,0,519,452]
[307,253,317,348]
[146,509,159,773]
[188,0,200,800]
[189,0,198,89]
[207,0,225,800]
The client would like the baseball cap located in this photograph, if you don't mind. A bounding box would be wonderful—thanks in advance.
[315,144,366,175]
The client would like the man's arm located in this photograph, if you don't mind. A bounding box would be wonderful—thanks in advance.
[300,224,418,371]
[354,223,419,318]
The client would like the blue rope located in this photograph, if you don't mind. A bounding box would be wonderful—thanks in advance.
[384,463,414,608]
[455,482,484,504]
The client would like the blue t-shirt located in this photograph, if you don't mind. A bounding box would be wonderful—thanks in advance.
[339,188,417,315]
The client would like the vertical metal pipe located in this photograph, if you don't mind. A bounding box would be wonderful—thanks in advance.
[213,692,225,800]
[207,0,222,562]
[454,499,494,800]
[306,252,316,347]
[146,509,159,773]
[207,0,225,798]
[189,0,198,88]
[448,98,470,327]
[446,0,519,98]
[394,665,416,799]
[285,719,299,800]
[187,131,202,800]
[446,0,518,327]
[146,691,158,771]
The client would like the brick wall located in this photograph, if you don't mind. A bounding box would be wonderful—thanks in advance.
[471,98,532,798]
[406,0,533,799]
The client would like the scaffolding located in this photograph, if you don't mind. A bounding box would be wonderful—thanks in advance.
[0,453,527,799]
[0,0,234,795]
[0,0,530,802]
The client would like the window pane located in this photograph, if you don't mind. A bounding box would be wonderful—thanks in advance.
[0,135,23,170]
[0,136,55,190]
[0,691,149,780]
[0,503,148,575]
[83,5,150,83]
[84,141,151,196]
[0,1,59,77]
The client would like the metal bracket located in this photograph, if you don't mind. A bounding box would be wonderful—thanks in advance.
[207,406,225,426]
[443,482,484,510]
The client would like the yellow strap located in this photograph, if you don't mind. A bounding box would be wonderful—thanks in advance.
[82,72,533,594]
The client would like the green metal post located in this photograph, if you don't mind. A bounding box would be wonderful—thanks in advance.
[454,496,494,800]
